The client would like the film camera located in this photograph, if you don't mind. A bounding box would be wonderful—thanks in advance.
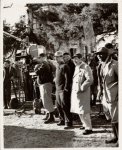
[15,44,46,101]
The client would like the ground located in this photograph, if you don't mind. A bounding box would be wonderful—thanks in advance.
[3,104,118,148]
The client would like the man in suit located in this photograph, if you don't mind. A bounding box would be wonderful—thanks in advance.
[96,47,118,144]
[3,60,15,109]
[63,52,75,85]
[71,53,93,135]
[54,51,72,129]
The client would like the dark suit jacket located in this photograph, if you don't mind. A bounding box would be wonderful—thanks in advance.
[67,59,75,84]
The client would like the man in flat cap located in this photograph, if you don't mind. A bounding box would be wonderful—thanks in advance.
[96,47,118,144]
[54,51,72,129]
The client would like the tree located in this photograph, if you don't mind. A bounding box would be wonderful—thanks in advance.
[26,3,118,51]
[3,19,26,57]
[89,3,118,35]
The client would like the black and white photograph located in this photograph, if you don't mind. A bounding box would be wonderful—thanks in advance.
[1,0,121,149]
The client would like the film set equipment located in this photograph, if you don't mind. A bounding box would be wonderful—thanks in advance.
[14,44,46,116]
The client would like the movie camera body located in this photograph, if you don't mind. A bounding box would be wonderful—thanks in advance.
[16,44,46,69]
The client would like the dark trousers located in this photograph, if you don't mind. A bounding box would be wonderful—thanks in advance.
[56,90,72,125]
[4,81,11,108]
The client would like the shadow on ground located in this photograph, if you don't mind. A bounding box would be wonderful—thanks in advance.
[4,125,74,148]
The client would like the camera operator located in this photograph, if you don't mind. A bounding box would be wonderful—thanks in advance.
[34,53,55,124]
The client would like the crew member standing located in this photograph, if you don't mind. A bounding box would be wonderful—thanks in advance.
[34,53,55,124]
[71,53,93,135]
[96,47,118,144]
[63,52,75,84]
[54,51,72,129]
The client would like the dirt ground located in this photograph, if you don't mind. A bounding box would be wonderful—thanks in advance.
[3,104,118,148]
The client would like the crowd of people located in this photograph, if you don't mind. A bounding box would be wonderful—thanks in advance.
[3,43,118,144]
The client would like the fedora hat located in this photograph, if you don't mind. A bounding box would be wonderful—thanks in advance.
[95,47,109,55]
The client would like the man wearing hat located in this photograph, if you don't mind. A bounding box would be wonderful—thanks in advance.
[3,60,15,109]
[54,51,72,129]
[34,53,55,124]
[96,47,118,144]
[71,53,93,135]
[105,43,118,61]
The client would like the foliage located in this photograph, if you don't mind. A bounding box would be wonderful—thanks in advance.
[3,20,26,56]
[90,3,118,35]
[26,3,118,51]
[3,3,118,55]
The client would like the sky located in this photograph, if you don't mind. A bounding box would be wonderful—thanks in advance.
[1,0,119,49]
[2,1,27,26]
[2,0,119,26]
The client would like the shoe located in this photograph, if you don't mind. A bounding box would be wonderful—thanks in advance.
[43,113,49,120]
[105,122,118,144]
[82,130,92,135]
[80,126,85,130]
[44,112,55,124]
[105,137,118,144]
[44,117,54,124]
[64,122,72,129]
[57,121,65,126]
[64,126,73,129]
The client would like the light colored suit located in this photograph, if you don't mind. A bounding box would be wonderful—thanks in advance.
[71,61,93,114]
[70,61,93,130]
[97,58,118,122]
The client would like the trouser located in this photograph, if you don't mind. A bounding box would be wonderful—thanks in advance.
[56,90,72,125]
[4,81,11,108]
[90,85,97,105]
[79,113,92,130]
[106,101,118,144]
[102,95,111,120]
[107,101,118,123]
[39,82,54,113]
[102,93,118,122]
[33,86,40,99]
